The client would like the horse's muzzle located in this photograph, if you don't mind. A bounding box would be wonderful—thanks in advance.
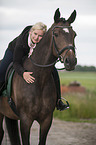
[64,57,77,71]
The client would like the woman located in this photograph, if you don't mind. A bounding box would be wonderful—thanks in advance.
[0,22,68,111]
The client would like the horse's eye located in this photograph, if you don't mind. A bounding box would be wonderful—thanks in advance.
[54,33,58,37]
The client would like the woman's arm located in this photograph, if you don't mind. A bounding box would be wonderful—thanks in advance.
[13,45,26,77]
[13,45,35,83]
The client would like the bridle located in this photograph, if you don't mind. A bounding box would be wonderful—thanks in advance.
[30,25,76,68]
[52,26,76,63]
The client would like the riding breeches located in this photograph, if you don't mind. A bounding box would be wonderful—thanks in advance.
[0,49,13,82]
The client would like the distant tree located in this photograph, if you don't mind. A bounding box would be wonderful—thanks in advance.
[74,65,96,72]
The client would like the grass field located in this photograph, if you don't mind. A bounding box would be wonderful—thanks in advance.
[54,71,96,123]
[59,71,96,90]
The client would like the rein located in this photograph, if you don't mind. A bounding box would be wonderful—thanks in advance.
[30,58,66,70]
[30,57,56,67]
[30,25,75,69]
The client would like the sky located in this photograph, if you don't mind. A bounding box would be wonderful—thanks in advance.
[0,0,96,67]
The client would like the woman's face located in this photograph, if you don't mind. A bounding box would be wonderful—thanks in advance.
[30,29,44,44]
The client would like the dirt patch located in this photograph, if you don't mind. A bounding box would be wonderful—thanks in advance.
[2,119,96,145]
[61,85,86,94]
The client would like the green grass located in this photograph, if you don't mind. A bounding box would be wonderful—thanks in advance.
[59,71,96,90]
[53,71,96,123]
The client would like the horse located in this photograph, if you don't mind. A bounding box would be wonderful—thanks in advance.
[0,8,77,145]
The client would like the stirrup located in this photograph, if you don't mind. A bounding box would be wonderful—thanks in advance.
[56,98,69,111]
[61,97,70,108]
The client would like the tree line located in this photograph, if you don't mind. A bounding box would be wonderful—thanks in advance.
[74,65,96,72]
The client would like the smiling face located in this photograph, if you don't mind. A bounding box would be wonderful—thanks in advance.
[30,29,44,44]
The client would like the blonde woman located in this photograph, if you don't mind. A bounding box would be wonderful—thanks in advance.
[0,22,46,84]
[0,22,68,111]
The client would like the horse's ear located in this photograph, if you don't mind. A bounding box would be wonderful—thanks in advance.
[67,10,77,24]
[54,8,61,23]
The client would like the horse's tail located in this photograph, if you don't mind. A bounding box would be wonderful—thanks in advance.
[5,117,21,145]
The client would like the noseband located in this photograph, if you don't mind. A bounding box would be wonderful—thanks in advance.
[30,26,76,68]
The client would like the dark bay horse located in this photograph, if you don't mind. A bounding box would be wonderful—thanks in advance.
[0,8,77,145]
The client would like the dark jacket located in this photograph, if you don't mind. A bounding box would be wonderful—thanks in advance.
[8,26,32,77]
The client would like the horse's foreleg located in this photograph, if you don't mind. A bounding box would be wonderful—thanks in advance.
[0,114,4,145]
[5,117,21,145]
[38,114,53,145]
[20,119,33,145]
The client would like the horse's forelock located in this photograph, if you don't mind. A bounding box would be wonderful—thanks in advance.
[55,18,66,24]
[59,18,66,23]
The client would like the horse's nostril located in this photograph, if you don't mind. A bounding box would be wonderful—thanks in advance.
[65,58,69,64]
[75,58,77,64]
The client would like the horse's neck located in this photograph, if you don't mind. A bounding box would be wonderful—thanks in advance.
[24,29,56,85]
[32,29,55,65]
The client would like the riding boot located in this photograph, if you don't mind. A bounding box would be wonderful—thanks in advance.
[52,67,69,111]
[0,82,5,96]
[55,79,69,111]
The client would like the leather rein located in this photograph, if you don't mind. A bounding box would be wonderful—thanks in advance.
[30,25,76,69]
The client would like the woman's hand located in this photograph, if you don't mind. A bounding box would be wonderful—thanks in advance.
[23,72,35,84]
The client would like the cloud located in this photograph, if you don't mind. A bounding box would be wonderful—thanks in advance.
[0,6,54,30]
[0,0,96,66]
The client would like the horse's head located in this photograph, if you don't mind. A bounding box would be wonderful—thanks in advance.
[52,8,77,71]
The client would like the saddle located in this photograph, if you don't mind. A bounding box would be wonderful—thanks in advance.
[2,62,19,116]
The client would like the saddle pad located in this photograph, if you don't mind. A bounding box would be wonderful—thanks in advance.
[2,69,15,97]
